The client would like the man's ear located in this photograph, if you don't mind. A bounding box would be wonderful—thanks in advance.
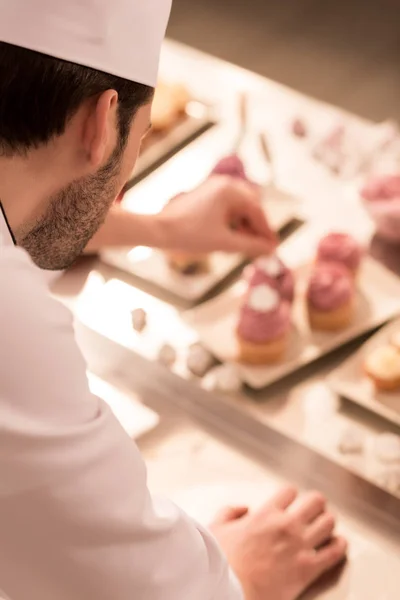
[82,89,119,168]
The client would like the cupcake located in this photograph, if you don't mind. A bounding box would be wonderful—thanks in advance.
[364,345,400,391]
[211,154,248,180]
[243,255,295,303]
[307,262,355,331]
[316,232,363,276]
[361,174,400,244]
[164,193,209,275]
[151,82,190,132]
[237,283,291,364]
[165,155,251,275]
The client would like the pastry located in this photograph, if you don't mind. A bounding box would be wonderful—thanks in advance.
[337,426,365,455]
[211,154,248,180]
[187,343,215,377]
[166,251,209,275]
[163,193,209,275]
[151,82,190,132]
[237,284,291,364]
[203,364,242,394]
[364,345,400,391]
[316,232,363,276]
[374,433,400,464]
[361,174,400,244]
[157,343,177,368]
[244,255,295,303]
[165,155,252,274]
[131,308,147,332]
[307,262,355,331]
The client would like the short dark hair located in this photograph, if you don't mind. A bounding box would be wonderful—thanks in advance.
[0,42,153,156]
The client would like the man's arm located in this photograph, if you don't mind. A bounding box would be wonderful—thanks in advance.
[85,178,277,256]
[85,206,167,253]
[0,246,243,600]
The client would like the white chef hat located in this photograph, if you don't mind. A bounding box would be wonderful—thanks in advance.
[0,0,172,87]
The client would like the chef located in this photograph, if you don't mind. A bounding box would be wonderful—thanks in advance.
[0,2,347,599]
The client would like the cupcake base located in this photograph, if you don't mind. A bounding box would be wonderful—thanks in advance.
[308,301,354,332]
[364,346,400,391]
[166,252,209,275]
[364,368,400,392]
[237,333,287,365]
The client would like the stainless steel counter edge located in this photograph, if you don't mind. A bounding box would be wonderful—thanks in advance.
[75,320,400,544]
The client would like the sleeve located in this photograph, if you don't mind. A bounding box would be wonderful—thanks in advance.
[0,247,244,600]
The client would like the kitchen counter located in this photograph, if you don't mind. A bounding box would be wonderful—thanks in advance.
[53,40,400,598]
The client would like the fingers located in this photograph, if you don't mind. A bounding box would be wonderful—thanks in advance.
[312,536,348,577]
[217,177,278,253]
[290,491,326,524]
[211,506,249,526]
[259,486,299,515]
[305,513,336,548]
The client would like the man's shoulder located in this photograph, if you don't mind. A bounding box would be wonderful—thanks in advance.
[0,245,73,339]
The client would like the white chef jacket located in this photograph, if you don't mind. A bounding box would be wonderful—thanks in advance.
[0,208,243,600]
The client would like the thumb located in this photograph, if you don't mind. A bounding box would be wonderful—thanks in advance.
[211,506,249,526]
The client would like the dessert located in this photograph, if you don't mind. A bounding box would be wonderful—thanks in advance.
[364,345,400,391]
[203,364,242,394]
[374,433,400,464]
[165,155,251,275]
[131,308,147,332]
[237,284,291,364]
[243,255,295,303]
[187,343,215,377]
[211,154,248,180]
[307,262,355,331]
[316,232,363,276]
[151,82,190,132]
[157,343,177,368]
[361,174,400,244]
[163,193,209,275]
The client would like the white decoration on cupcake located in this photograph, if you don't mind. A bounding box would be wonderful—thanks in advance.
[375,433,400,464]
[203,364,242,394]
[248,284,279,312]
[257,255,282,277]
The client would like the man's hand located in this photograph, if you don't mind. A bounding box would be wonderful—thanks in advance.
[158,176,277,256]
[209,487,347,600]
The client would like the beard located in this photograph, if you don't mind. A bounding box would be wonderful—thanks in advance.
[18,146,123,271]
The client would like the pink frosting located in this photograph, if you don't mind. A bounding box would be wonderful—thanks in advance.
[317,232,362,272]
[238,299,291,343]
[361,175,400,244]
[211,154,248,180]
[244,257,295,303]
[307,262,354,311]
[361,175,400,202]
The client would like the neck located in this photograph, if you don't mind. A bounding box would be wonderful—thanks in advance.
[0,145,71,238]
